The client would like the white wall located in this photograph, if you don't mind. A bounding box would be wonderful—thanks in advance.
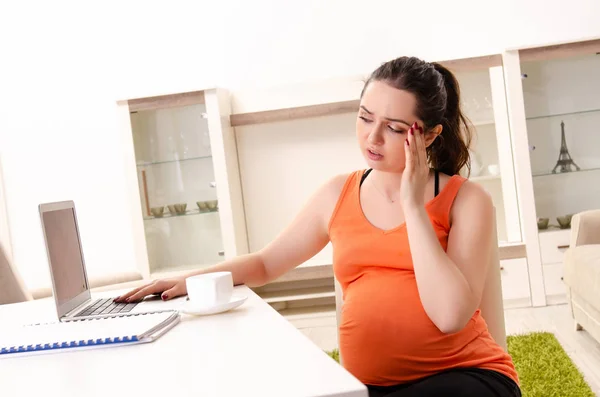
[0,0,599,290]
[237,113,364,264]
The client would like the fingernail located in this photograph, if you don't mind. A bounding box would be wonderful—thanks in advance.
[409,128,414,135]
[162,294,168,301]
[406,140,409,146]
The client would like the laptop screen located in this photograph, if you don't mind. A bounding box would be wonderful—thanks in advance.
[41,207,89,308]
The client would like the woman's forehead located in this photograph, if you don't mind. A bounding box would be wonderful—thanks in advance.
[360,81,418,123]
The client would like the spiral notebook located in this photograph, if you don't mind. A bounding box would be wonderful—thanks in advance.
[0,311,180,357]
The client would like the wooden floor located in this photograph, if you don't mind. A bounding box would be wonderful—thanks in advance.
[288,303,600,395]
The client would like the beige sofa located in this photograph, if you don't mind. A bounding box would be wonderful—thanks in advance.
[563,209,600,342]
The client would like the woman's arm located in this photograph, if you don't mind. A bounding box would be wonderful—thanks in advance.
[404,181,495,334]
[115,173,348,302]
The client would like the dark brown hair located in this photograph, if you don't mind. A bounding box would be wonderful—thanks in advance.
[361,56,473,176]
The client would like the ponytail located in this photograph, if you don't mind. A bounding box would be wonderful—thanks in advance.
[429,63,473,176]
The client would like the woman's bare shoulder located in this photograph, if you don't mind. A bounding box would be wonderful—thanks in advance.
[324,172,355,195]
[437,172,491,203]
[311,171,354,210]
[452,178,494,219]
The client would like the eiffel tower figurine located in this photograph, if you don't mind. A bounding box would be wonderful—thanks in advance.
[552,121,580,174]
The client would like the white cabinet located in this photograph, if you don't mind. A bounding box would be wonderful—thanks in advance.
[521,52,600,225]
[117,89,248,278]
[538,229,570,265]
[542,262,567,305]
[453,66,522,245]
[518,41,600,305]
[452,61,534,309]
[537,228,570,304]
[500,258,531,308]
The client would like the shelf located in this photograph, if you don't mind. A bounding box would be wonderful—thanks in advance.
[230,102,498,128]
[538,226,571,234]
[124,91,206,112]
[270,263,334,284]
[144,208,218,221]
[230,99,360,127]
[498,242,527,260]
[261,286,336,304]
[519,38,600,63]
[229,99,499,128]
[277,303,337,320]
[526,107,600,121]
[532,166,600,178]
[470,174,501,182]
[136,155,212,167]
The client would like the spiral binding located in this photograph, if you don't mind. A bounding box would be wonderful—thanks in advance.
[0,335,139,355]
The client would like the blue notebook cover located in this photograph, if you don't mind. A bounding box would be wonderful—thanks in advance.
[1,311,179,357]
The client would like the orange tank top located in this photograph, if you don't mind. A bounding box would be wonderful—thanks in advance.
[328,170,519,387]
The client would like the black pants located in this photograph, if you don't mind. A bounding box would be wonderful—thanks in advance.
[366,368,521,397]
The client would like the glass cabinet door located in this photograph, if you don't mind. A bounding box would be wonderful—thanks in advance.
[521,52,600,228]
[451,63,522,244]
[130,103,225,274]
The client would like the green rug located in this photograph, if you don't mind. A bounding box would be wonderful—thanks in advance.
[326,332,594,397]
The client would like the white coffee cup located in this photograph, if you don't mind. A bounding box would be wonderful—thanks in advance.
[186,271,233,307]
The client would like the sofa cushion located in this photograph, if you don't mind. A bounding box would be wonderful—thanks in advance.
[571,210,600,247]
[564,244,600,312]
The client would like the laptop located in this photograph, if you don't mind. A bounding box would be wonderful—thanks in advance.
[38,200,186,322]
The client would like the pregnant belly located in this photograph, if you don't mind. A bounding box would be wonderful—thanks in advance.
[338,272,479,385]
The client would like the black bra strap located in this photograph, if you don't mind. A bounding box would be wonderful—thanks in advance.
[360,168,373,187]
[361,168,439,196]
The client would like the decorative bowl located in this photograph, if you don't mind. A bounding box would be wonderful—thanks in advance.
[197,201,209,212]
[206,200,218,211]
[537,217,549,230]
[150,207,165,217]
[174,203,187,215]
[557,215,572,229]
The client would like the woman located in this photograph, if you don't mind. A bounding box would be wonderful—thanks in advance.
[116,56,522,397]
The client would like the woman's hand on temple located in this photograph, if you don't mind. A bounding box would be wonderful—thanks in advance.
[113,277,187,303]
[400,122,430,207]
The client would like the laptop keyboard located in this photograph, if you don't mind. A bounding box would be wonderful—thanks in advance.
[75,298,139,318]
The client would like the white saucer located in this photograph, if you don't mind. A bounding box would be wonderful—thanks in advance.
[179,295,248,316]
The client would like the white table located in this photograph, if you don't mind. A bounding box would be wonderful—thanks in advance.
[0,286,367,397]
